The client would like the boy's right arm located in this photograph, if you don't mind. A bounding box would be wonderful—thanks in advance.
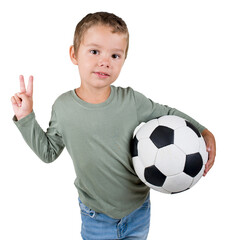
[11,75,65,163]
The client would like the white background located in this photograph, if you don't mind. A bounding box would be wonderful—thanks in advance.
[1,0,225,239]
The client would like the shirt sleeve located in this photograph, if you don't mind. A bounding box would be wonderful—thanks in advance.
[13,108,65,163]
[133,89,206,133]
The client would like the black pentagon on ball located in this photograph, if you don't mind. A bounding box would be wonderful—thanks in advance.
[130,136,138,157]
[184,153,203,177]
[144,165,166,187]
[150,126,174,148]
[185,121,201,137]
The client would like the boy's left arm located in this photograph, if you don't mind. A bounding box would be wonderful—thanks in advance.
[133,90,216,176]
[201,129,216,176]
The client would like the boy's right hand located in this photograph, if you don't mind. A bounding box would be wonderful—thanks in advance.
[11,75,34,121]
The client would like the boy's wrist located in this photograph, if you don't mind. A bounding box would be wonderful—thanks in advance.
[201,128,213,138]
[15,110,33,121]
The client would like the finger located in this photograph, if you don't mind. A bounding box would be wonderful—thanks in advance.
[17,92,29,101]
[203,162,210,176]
[11,96,17,105]
[19,75,26,93]
[14,93,22,107]
[203,161,213,176]
[203,151,215,176]
[27,75,33,96]
[207,147,215,166]
[203,164,207,176]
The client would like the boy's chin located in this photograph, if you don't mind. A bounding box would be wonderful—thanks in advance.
[91,79,116,89]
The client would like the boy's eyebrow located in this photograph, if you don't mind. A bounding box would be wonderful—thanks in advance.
[85,43,125,53]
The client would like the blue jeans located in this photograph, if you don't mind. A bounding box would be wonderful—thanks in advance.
[78,196,150,240]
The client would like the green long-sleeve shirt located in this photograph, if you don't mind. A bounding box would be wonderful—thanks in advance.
[13,86,205,219]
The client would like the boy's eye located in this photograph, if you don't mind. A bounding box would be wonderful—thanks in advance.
[112,54,120,59]
[90,50,99,55]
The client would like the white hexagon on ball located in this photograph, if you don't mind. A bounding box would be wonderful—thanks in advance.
[174,126,200,154]
[158,115,186,130]
[155,145,186,176]
[163,172,193,193]
[138,138,158,168]
[136,119,159,140]
[132,156,146,184]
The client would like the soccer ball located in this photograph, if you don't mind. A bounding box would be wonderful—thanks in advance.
[131,115,208,194]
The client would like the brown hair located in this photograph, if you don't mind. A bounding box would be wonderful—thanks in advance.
[73,12,129,58]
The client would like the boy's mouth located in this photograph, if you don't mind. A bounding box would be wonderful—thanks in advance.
[94,72,110,78]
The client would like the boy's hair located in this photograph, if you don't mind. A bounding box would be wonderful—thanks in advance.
[73,12,129,59]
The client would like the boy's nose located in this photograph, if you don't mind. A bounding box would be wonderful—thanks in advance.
[98,57,110,68]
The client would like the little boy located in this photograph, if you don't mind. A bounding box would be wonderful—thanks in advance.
[11,12,216,240]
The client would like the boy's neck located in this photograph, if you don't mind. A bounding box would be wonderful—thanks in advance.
[75,85,111,104]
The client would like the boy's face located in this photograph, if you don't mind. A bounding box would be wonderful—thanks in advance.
[70,25,127,90]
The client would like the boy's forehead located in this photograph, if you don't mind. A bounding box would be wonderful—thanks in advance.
[82,25,127,49]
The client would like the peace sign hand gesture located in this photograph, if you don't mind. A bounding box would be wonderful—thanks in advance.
[11,75,34,121]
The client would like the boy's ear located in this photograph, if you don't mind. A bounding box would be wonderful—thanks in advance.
[69,45,78,65]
